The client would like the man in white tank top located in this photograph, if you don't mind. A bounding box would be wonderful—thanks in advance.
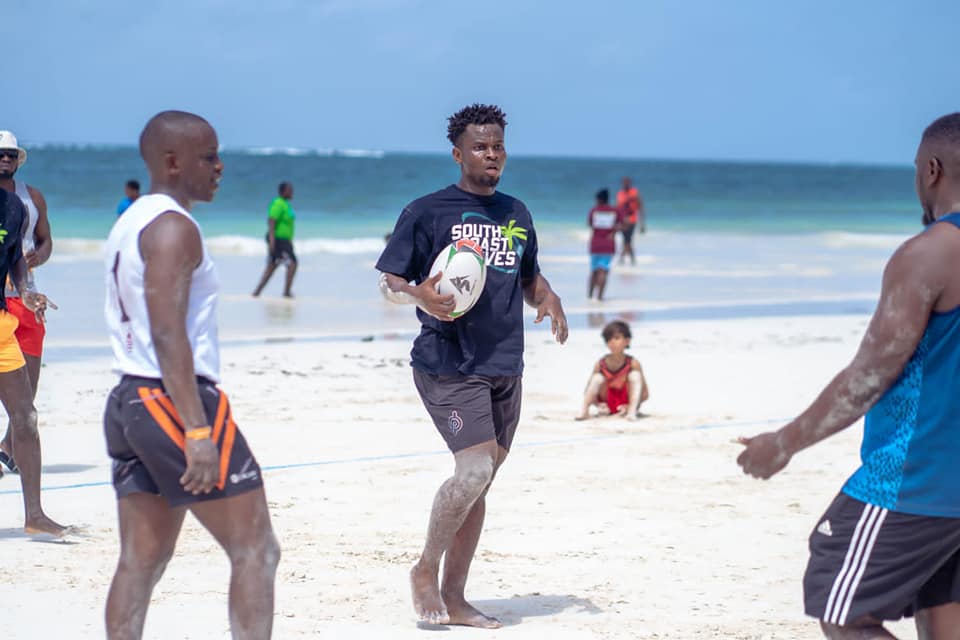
[0,131,54,473]
[102,111,279,640]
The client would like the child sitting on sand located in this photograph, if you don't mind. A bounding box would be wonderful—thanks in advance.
[576,320,649,420]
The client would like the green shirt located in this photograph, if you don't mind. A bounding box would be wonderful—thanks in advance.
[268,197,295,240]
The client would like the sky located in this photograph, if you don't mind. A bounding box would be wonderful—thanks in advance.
[7,0,959,164]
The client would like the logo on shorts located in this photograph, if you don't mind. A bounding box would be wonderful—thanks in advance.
[817,519,833,536]
[448,410,464,436]
[230,458,259,485]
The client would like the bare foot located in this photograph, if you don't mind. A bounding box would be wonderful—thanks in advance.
[410,563,449,624]
[445,598,502,629]
[574,414,589,421]
[25,514,72,537]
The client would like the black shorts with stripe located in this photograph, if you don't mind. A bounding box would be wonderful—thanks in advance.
[804,493,960,625]
[413,369,522,453]
[103,375,263,507]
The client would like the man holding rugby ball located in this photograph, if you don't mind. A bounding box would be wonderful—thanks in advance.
[377,103,567,628]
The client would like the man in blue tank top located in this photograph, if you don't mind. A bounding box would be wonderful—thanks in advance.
[737,113,960,638]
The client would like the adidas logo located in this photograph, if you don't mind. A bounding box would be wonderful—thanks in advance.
[817,520,833,536]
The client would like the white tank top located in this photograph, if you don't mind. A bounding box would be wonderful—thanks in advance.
[5,180,39,294]
[104,193,221,382]
[13,181,37,254]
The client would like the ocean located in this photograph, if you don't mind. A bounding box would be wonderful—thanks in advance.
[24,145,919,240]
[12,146,920,360]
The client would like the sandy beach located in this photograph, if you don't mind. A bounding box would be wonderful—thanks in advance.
[0,312,923,639]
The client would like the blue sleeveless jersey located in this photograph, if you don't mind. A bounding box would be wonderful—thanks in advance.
[843,213,960,517]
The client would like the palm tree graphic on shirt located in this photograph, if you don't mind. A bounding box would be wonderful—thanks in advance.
[461,212,528,274]
[499,219,527,250]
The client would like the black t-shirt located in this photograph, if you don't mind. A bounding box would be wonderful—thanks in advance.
[0,191,25,311]
[376,185,541,376]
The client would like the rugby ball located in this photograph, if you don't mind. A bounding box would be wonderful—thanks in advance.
[428,239,487,318]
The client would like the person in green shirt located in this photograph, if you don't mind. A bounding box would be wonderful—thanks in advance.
[252,181,298,297]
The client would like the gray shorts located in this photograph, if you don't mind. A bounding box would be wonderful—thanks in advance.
[804,493,960,625]
[412,368,522,453]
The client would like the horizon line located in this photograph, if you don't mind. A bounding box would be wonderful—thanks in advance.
[17,141,912,170]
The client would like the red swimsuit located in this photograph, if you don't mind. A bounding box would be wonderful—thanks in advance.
[599,355,633,413]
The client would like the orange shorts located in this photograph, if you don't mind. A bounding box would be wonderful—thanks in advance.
[0,310,26,373]
[6,297,45,357]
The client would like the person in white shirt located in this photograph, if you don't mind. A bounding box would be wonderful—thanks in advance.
[102,111,279,640]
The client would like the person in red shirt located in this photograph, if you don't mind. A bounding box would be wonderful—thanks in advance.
[587,188,624,301]
[616,176,645,265]
[575,320,649,420]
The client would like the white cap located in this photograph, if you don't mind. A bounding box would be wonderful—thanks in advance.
[0,131,26,167]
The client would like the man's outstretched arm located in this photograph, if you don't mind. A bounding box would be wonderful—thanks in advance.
[737,229,951,479]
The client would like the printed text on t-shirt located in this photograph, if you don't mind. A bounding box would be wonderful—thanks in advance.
[450,215,528,272]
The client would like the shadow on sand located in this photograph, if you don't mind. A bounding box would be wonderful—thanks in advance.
[0,527,79,544]
[0,463,99,477]
[416,593,602,630]
[40,463,99,474]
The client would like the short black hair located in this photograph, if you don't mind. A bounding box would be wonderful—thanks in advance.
[602,320,632,342]
[126,179,140,191]
[596,188,609,204]
[278,181,291,195]
[447,104,507,145]
[922,113,960,147]
[139,110,211,167]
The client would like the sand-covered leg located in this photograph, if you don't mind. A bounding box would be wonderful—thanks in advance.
[440,495,502,628]
[625,370,643,421]
[106,494,185,640]
[576,373,604,420]
[915,603,960,640]
[191,488,280,640]
[0,365,68,535]
[819,619,897,639]
[411,442,496,624]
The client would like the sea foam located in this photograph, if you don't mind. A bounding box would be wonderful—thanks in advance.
[52,235,387,260]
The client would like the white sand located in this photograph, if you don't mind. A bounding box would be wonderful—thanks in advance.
[0,314,921,639]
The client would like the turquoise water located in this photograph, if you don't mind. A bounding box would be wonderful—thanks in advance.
[11,147,918,358]
[16,146,920,243]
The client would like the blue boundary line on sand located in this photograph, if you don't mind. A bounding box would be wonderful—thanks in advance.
[0,416,786,496]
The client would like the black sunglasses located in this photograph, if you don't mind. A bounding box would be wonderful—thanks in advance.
[0,150,18,160]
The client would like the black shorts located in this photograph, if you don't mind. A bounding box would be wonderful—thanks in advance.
[412,368,522,453]
[804,493,960,625]
[621,223,636,243]
[103,375,263,507]
[268,237,297,264]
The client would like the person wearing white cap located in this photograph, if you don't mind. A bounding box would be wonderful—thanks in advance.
[0,131,54,474]
[0,144,67,536]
